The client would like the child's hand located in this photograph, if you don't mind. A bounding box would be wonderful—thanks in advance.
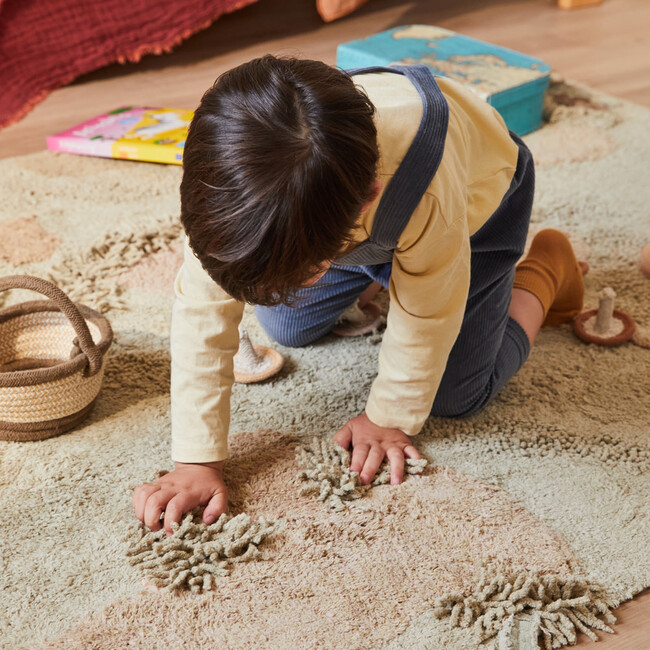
[131,461,228,537]
[332,413,422,486]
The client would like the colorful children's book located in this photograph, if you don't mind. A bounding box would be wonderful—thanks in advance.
[46,106,193,165]
[337,25,551,135]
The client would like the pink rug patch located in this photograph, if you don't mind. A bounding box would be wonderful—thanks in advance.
[0,215,60,265]
[39,430,577,649]
[116,242,183,294]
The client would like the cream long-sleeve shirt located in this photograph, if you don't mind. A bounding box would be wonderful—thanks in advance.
[170,72,520,463]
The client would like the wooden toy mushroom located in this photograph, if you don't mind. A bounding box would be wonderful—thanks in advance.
[573,287,636,346]
[332,299,384,337]
[233,327,284,383]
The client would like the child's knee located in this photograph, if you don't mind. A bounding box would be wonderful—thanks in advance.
[254,306,319,348]
[257,319,305,348]
[265,328,310,348]
[430,382,493,418]
[431,401,484,419]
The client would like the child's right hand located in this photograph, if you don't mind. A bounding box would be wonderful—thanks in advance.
[131,460,228,537]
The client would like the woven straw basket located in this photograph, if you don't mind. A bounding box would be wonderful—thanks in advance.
[0,275,113,442]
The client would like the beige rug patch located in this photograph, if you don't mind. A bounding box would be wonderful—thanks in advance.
[35,431,577,649]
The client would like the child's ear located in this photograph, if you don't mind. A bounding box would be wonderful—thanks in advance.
[361,179,382,212]
[369,179,382,202]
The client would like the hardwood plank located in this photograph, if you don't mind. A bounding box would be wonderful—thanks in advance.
[572,588,650,649]
[1,0,649,158]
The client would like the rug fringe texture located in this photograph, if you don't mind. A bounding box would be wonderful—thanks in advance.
[295,436,428,510]
[123,472,284,594]
[496,611,542,650]
[45,215,182,313]
[433,566,617,649]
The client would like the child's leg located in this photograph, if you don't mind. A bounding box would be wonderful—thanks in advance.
[430,266,532,418]
[508,287,545,346]
[431,131,535,418]
[255,264,387,347]
[511,228,585,336]
[437,231,587,416]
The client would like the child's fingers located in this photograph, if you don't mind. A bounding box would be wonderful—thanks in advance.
[386,448,405,485]
[403,444,422,460]
[162,492,200,537]
[203,491,228,525]
[143,488,175,532]
[360,445,385,485]
[132,483,161,524]
[349,442,370,475]
[332,424,353,451]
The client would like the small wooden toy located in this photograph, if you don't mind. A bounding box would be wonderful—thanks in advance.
[640,243,650,278]
[573,287,636,346]
[337,25,551,135]
[233,327,284,383]
[333,300,383,337]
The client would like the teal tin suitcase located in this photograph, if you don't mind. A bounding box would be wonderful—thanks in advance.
[336,25,551,136]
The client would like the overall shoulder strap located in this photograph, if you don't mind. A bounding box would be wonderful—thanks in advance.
[345,64,449,250]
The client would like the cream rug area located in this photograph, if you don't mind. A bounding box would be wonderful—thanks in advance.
[0,76,648,650]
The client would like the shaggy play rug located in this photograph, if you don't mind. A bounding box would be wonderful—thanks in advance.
[0,75,648,649]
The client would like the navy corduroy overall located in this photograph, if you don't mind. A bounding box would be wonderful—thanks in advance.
[255,64,535,418]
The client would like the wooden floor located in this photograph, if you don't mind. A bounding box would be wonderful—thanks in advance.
[1,0,648,646]
[1,0,650,157]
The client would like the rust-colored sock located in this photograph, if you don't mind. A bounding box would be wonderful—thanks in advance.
[513,229,584,327]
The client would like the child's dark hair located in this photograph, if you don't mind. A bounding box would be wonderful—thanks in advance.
[180,54,379,306]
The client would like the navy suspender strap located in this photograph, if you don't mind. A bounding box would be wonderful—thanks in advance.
[333,64,449,266]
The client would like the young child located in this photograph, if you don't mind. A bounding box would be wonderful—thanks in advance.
[132,55,586,536]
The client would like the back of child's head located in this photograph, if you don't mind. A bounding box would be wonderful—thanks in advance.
[180,54,379,306]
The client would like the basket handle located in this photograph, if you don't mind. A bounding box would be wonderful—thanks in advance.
[0,275,103,377]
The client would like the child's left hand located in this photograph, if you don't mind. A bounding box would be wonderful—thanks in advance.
[332,413,422,486]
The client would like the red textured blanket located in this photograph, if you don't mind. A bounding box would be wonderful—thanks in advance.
[0,0,258,129]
